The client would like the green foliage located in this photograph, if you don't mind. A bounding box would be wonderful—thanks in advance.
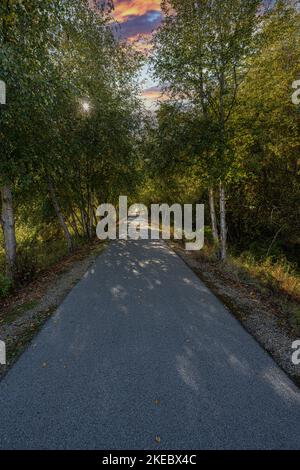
[227,2,300,248]
[0,0,142,280]
[15,246,38,285]
[0,273,13,298]
[1,0,299,298]
[153,0,260,182]
[146,0,300,268]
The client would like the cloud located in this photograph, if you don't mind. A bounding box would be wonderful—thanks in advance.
[115,10,161,40]
[126,34,153,53]
[142,86,170,110]
[112,1,163,104]
[113,1,162,42]
[142,85,169,101]
[114,0,161,23]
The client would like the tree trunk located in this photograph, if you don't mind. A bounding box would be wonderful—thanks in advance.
[80,206,89,239]
[72,207,84,236]
[1,185,17,281]
[208,188,219,244]
[219,181,227,261]
[48,179,74,254]
[70,210,80,239]
[88,192,94,239]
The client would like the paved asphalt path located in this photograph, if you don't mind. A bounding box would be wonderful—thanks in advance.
[0,236,300,449]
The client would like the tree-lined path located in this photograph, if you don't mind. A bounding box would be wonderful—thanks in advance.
[0,237,300,450]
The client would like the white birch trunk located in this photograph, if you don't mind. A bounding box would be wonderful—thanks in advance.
[208,188,219,244]
[1,185,17,280]
[48,180,73,254]
[219,181,227,261]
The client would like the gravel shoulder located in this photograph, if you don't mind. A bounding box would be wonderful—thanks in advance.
[169,241,300,387]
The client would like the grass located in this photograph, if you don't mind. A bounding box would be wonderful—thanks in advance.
[171,225,300,333]
[0,233,97,297]
[193,231,300,334]
[168,224,300,310]
[207,248,300,302]
[200,226,300,299]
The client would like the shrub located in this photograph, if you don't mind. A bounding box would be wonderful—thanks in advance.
[0,274,13,298]
[15,248,38,286]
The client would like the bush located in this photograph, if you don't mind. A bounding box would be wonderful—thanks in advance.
[0,274,13,298]
[15,248,38,286]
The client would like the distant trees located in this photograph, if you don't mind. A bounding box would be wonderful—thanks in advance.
[228,2,300,251]
[151,0,299,261]
[1,0,299,285]
[0,0,141,282]
[152,0,261,260]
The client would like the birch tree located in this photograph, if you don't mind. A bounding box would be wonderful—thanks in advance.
[153,0,260,260]
[0,0,141,282]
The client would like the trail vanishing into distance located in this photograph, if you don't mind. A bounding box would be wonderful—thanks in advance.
[1,0,300,454]
[0,226,300,450]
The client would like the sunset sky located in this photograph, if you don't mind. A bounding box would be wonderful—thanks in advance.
[113,0,162,40]
[113,0,163,106]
